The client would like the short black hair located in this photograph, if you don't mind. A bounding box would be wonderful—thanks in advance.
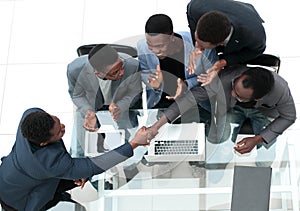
[88,44,119,71]
[21,111,54,144]
[196,11,231,45]
[145,14,173,35]
[242,67,275,99]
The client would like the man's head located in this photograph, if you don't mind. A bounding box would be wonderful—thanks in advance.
[231,67,275,102]
[195,11,231,50]
[88,44,124,80]
[145,14,176,59]
[21,111,65,146]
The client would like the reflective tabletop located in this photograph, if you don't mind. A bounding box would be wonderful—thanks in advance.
[85,109,299,211]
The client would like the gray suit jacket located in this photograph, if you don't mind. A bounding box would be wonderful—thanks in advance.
[67,53,142,116]
[187,0,266,65]
[164,65,296,144]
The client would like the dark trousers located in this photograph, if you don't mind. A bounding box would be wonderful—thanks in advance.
[0,199,17,211]
[42,179,78,210]
[1,180,83,211]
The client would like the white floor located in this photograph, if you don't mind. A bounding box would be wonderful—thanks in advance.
[1,0,300,210]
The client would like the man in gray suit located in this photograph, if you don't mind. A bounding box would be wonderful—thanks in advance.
[186,0,266,86]
[67,44,142,157]
[148,65,296,157]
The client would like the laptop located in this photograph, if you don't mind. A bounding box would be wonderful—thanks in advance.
[144,122,206,162]
[84,129,125,157]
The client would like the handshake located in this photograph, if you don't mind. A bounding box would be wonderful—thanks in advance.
[129,125,159,149]
[129,114,168,149]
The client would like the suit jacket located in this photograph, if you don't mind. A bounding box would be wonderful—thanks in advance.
[187,0,266,65]
[0,108,134,210]
[137,31,201,108]
[67,53,142,115]
[164,65,296,145]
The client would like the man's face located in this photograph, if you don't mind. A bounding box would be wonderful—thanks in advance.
[47,116,65,143]
[231,75,254,102]
[146,33,172,59]
[94,58,124,81]
[194,33,218,51]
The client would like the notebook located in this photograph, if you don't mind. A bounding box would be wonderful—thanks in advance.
[84,129,125,157]
[231,166,272,211]
[144,122,206,162]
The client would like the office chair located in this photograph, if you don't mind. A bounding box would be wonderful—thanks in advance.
[239,54,281,134]
[76,43,137,57]
[246,53,280,73]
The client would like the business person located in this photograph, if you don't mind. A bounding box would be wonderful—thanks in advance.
[186,0,266,86]
[148,65,296,158]
[137,13,211,124]
[0,107,155,211]
[67,44,142,157]
[137,14,199,107]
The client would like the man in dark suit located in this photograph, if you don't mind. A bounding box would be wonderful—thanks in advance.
[67,44,142,157]
[0,107,154,210]
[186,0,266,86]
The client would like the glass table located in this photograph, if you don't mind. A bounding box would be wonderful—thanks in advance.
[84,109,299,211]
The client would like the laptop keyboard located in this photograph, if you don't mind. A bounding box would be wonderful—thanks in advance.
[154,140,198,155]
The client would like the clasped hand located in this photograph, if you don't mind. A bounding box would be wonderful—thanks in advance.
[131,126,158,147]
[83,110,98,132]
[109,103,121,122]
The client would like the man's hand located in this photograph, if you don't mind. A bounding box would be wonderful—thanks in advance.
[129,126,158,149]
[187,48,203,74]
[148,65,163,89]
[166,78,187,100]
[197,59,227,86]
[83,110,98,132]
[234,135,264,154]
[145,114,169,141]
[74,178,87,189]
[109,103,121,121]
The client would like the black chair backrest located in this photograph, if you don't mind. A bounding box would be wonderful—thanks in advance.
[77,44,137,58]
[246,54,280,73]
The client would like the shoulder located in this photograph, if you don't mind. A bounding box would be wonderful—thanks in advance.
[67,55,89,74]
[272,72,290,92]
[220,65,248,78]
[37,141,73,174]
[187,0,206,12]
[177,31,192,39]
[177,31,193,46]
[136,39,149,52]
[120,53,139,69]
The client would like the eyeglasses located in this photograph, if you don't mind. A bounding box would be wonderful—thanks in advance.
[94,59,124,80]
[231,79,252,103]
[105,61,124,79]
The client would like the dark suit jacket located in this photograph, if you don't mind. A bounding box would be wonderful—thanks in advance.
[0,108,134,210]
[187,0,266,65]
[164,65,296,145]
[67,53,142,115]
